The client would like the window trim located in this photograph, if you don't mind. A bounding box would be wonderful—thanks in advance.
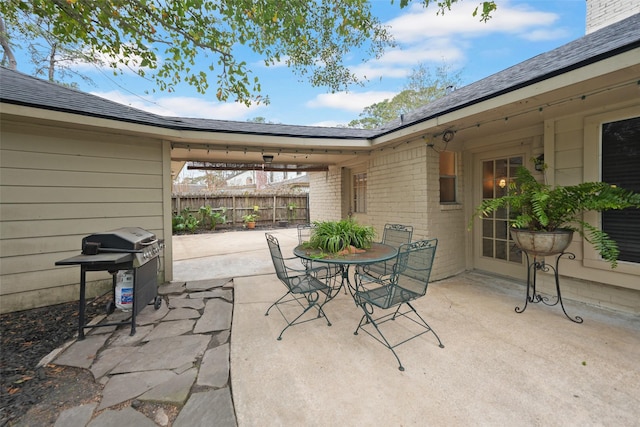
[583,108,640,276]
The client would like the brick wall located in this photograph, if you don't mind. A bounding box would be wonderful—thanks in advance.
[586,0,640,34]
[309,138,467,280]
[308,166,343,222]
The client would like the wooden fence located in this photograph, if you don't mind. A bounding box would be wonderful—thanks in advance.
[172,193,309,226]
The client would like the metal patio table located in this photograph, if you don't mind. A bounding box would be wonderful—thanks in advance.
[293,243,398,298]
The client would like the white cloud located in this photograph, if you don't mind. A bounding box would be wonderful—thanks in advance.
[70,45,151,75]
[306,91,398,112]
[353,1,564,84]
[309,120,347,128]
[523,28,571,42]
[348,38,466,83]
[90,90,262,120]
[386,1,559,41]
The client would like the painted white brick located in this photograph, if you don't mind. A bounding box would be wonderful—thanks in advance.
[586,0,640,34]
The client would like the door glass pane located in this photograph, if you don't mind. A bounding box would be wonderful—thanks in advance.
[495,241,507,260]
[509,244,522,263]
[482,219,493,238]
[480,155,524,265]
[482,239,493,257]
[496,220,508,239]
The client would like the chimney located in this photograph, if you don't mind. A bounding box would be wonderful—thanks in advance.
[586,0,640,34]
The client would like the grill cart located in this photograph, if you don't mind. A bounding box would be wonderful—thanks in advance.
[56,227,164,340]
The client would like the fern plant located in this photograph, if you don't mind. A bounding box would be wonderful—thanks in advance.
[470,165,640,268]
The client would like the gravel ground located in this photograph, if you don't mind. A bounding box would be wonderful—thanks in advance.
[0,294,108,426]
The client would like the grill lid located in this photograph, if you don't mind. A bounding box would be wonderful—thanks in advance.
[82,227,157,252]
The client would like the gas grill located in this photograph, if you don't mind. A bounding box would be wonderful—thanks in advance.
[56,227,164,339]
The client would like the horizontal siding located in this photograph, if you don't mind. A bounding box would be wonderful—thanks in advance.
[0,125,160,159]
[1,266,113,295]
[0,120,166,313]
[0,202,161,222]
[1,282,112,313]
[1,150,161,175]
[0,217,164,240]
[0,187,163,203]
[1,168,162,188]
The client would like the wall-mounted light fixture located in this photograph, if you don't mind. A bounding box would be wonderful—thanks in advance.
[534,154,545,171]
[442,130,455,143]
[263,154,274,164]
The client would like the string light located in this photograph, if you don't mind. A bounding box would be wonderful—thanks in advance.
[169,79,637,157]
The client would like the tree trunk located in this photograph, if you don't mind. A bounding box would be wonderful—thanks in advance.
[0,17,18,70]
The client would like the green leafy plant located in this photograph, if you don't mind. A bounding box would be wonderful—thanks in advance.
[198,205,227,230]
[242,213,259,223]
[242,205,260,224]
[307,219,376,254]
[470,164,640,267]
[172,208,200,233]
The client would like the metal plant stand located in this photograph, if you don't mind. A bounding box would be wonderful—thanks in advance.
[515,251,583,323]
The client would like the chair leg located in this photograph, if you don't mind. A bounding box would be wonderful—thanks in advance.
[405,302,444,349]
[266,291,332,340]
[354,301,444,371]
[265,291,292,316]
[354,306,406,371]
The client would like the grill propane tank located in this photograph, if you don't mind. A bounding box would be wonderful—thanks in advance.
[115,270,134,311]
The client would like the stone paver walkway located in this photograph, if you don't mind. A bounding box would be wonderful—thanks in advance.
[48,278,237,427]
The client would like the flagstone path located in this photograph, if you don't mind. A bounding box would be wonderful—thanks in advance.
[48,278,237,427]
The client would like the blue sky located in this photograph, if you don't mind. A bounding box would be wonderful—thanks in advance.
[50,0,588,127]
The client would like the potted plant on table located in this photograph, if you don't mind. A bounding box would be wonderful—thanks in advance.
[469,162,640,268]
[306,218,376,255]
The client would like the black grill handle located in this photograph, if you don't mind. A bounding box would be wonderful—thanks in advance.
[97,247,143,254]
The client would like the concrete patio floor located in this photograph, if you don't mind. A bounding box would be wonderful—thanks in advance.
[174,228,640,426]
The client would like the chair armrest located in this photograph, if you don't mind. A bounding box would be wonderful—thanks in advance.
[283,261,328,277]
[355,270,389,290]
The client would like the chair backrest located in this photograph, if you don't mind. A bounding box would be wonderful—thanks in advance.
[297,223,315,245]
[265,233,291,285]
[381,224,413,248]
[391,238,438,297]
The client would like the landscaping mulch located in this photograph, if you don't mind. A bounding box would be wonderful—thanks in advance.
[0,293,108,426]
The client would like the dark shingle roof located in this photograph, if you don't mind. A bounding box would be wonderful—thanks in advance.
[0,69,374,139]
[1,13,639,139]
[376,12,640,134]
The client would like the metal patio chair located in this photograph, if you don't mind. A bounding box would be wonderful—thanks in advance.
[353,238,444,371]
[265,233,333,340]
[362,224,413,279]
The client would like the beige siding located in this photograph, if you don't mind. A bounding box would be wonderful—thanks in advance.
[543,104,640,316]
[0,120,166,313]
[459,101,640,314]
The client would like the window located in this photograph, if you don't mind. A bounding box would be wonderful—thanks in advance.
[602,116,640,264]
[353,173,367,213]
[439,151,457,203]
